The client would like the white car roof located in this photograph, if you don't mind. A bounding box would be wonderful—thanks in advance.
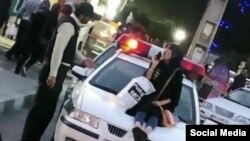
[117,53,151,68]
[117,52,194,87]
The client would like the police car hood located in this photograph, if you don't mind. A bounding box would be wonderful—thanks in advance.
[74,83,186,141]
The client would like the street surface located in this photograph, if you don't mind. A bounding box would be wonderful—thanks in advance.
[0,46,69,141]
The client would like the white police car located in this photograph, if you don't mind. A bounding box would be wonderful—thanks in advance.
[200,87,250,125]
[54,35,202,141]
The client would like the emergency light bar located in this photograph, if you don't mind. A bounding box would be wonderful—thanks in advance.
[116,34,164,59]
[181,58,205,77]
[116,34,205,78]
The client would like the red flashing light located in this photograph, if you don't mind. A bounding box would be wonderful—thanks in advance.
[118,35,151,57]
[127,39,138,49]
[181,58,205,78]
[121,39,138,52]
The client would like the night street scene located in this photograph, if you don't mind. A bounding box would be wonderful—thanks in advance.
[0,0,250,141]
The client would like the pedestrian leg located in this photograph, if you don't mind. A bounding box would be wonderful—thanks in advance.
[21,64,69,141]
[6,19,27,59]
[0,133,2,141]
[15,52,30,74]
[24,51,40,71]
[6,41,21,60]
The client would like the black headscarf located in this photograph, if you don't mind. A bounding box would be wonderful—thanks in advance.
[167,44,184,68]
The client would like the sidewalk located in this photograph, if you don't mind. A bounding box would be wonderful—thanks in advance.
[0,68,36,114]
[0,45,74,114]
[0,45,38,114]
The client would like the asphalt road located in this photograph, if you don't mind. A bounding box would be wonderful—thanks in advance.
[0,109,56,141]
[0,46,69,141]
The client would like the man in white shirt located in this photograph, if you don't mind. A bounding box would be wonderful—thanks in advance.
[21,2,95,141]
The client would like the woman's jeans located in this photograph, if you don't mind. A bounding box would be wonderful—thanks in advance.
[135,112,159,129]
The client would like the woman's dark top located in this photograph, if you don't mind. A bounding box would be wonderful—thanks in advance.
[126,60,183,124]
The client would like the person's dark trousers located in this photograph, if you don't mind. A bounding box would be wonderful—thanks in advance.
[0,0,11,28]
[0,15,8,29]
[15,45,40,74]
[15,50,31,74]
[25,43,45,70]
[21,63,69,141]
[6,19,30,59]
[25,52,40,69]
[0,133,2,141]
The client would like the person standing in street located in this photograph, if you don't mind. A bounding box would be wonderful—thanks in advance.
[6,0,41,60]
[20,2,95,141]
[228,68,249,92]
[0,0,12,28]
[14,0,51,76]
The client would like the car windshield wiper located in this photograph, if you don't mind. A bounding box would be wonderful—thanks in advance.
[90,82,118,94]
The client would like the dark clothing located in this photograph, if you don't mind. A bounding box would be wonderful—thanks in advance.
[30,10,51,47]
[229,74,246,91]
[14,48,41,74]
[0,133,2,141]
[6,19,31,58]
[44,3,60,38]
[0,0,11,28]
[21,64,69,141]
[21,16,79,141]
[38,3,61,62]
[46,16,79,65]
[126,61,183,126]
[43,3,60,41]
[15,10,51,74]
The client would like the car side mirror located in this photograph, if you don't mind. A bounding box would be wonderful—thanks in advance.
[72,66,94,80]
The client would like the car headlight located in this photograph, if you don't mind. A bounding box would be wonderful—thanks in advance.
[201,101,213,110]
[235,116,250,125]
[69,108,100,129]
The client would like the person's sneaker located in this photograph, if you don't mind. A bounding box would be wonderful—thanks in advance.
[21,67,27,77]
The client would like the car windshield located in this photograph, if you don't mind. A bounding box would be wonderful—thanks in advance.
[226,89,250,108]
[95,46,117,67]
[89,58,147,94]
[90,58,197,124]
[175,85,196,124]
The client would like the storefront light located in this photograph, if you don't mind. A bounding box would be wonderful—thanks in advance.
[105,0,122,20]
[106,9,117,20]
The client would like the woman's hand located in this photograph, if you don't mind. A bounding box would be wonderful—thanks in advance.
[152,99,171,107]
[151,55,160,68]
[152,101,161,107]
[146,55,160,80]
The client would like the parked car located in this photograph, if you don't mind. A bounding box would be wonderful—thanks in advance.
[54,35,207,141]
[200,87,250,125]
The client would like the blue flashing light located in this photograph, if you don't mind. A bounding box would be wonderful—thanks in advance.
[212,42,219,48]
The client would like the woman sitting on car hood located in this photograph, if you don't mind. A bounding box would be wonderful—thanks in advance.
[126,44,184,141]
